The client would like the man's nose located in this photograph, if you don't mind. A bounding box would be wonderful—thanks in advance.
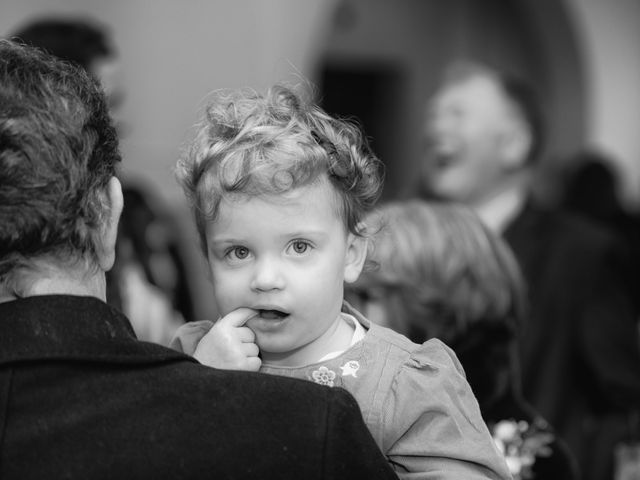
[427,110,452,139]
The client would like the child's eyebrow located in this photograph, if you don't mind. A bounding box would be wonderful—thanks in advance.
[287,228,329,237]
[210,229,329,244]
[208,236,246,245]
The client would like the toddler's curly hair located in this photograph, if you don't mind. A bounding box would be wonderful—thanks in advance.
[176,84,384,256]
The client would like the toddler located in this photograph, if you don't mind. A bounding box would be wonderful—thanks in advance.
[171,84,511,479]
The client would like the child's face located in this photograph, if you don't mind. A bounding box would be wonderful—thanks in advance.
[205,180,366,366]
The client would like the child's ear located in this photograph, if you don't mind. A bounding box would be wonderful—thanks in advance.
[344,233,368,284]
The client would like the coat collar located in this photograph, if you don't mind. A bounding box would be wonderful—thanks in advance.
[0,295,194,366]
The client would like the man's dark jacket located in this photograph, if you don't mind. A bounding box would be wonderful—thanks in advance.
[504,203,640,480]
[0,295,397,480]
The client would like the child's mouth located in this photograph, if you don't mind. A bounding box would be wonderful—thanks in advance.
[258,309,288,320]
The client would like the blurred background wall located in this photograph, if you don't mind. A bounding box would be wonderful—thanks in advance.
[2,0,639,318]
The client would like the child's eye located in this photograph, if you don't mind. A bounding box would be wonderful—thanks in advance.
[288,240,312,255]
[227,246,250,260]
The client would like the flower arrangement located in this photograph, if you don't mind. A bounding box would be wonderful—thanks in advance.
[492,418,554,479]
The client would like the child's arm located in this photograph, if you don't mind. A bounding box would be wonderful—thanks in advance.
[383,339,512,479]
[171,308,261,371]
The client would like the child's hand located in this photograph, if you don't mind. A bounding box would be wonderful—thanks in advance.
[193,308,261,371]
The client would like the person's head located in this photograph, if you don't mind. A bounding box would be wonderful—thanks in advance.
[9,17,124,115]
[562,150,623,222]
[177,84,383,365]
[0,39,122,298]
[421,61,544,205]
[348,199,525,345]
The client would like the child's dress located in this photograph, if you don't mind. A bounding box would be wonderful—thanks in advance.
[171,304,512,479]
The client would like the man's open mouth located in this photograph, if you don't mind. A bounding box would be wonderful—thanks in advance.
[433,152,458,169]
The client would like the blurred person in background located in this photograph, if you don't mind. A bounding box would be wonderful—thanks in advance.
[561,149,640,319]
[419,60,640,480]
[347,199,578,480]
[9,17,194,344]
[8,16,125,129]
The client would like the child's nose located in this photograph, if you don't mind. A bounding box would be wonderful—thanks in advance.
[250,256,285,292]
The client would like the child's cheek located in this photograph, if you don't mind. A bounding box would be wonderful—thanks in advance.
[212,274,247,314]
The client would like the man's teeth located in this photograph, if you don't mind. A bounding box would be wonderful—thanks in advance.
[433,152,457,168]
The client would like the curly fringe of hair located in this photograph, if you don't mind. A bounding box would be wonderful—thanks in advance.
[176,83,384,256]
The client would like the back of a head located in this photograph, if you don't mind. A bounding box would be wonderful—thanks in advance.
[0,40,120,287]
[359,199,525,343]
[9,17,113,72]
[563,151,623,221]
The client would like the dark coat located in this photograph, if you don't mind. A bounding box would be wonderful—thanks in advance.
[451,322,578,480]
[0,295,397,480]
[504,203,640,480]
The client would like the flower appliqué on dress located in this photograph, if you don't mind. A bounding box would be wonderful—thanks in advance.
[340,360,360,378]
[311,366,336,386]
[492,419,554,480]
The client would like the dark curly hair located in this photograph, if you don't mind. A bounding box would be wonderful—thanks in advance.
[0,39,121,284]
[176,84,384,256]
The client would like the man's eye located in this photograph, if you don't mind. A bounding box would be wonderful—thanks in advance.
[290,240,310,255]
[229,246,249,260]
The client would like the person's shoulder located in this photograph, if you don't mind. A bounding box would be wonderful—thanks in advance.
[132,357,395,479]
[409,337,466,374]
[514,203,623,259]
[553,210,632,271]
[528,204,618,245]
[367,323,465,378]
[167,359,359,409]
[554,208,616,241]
